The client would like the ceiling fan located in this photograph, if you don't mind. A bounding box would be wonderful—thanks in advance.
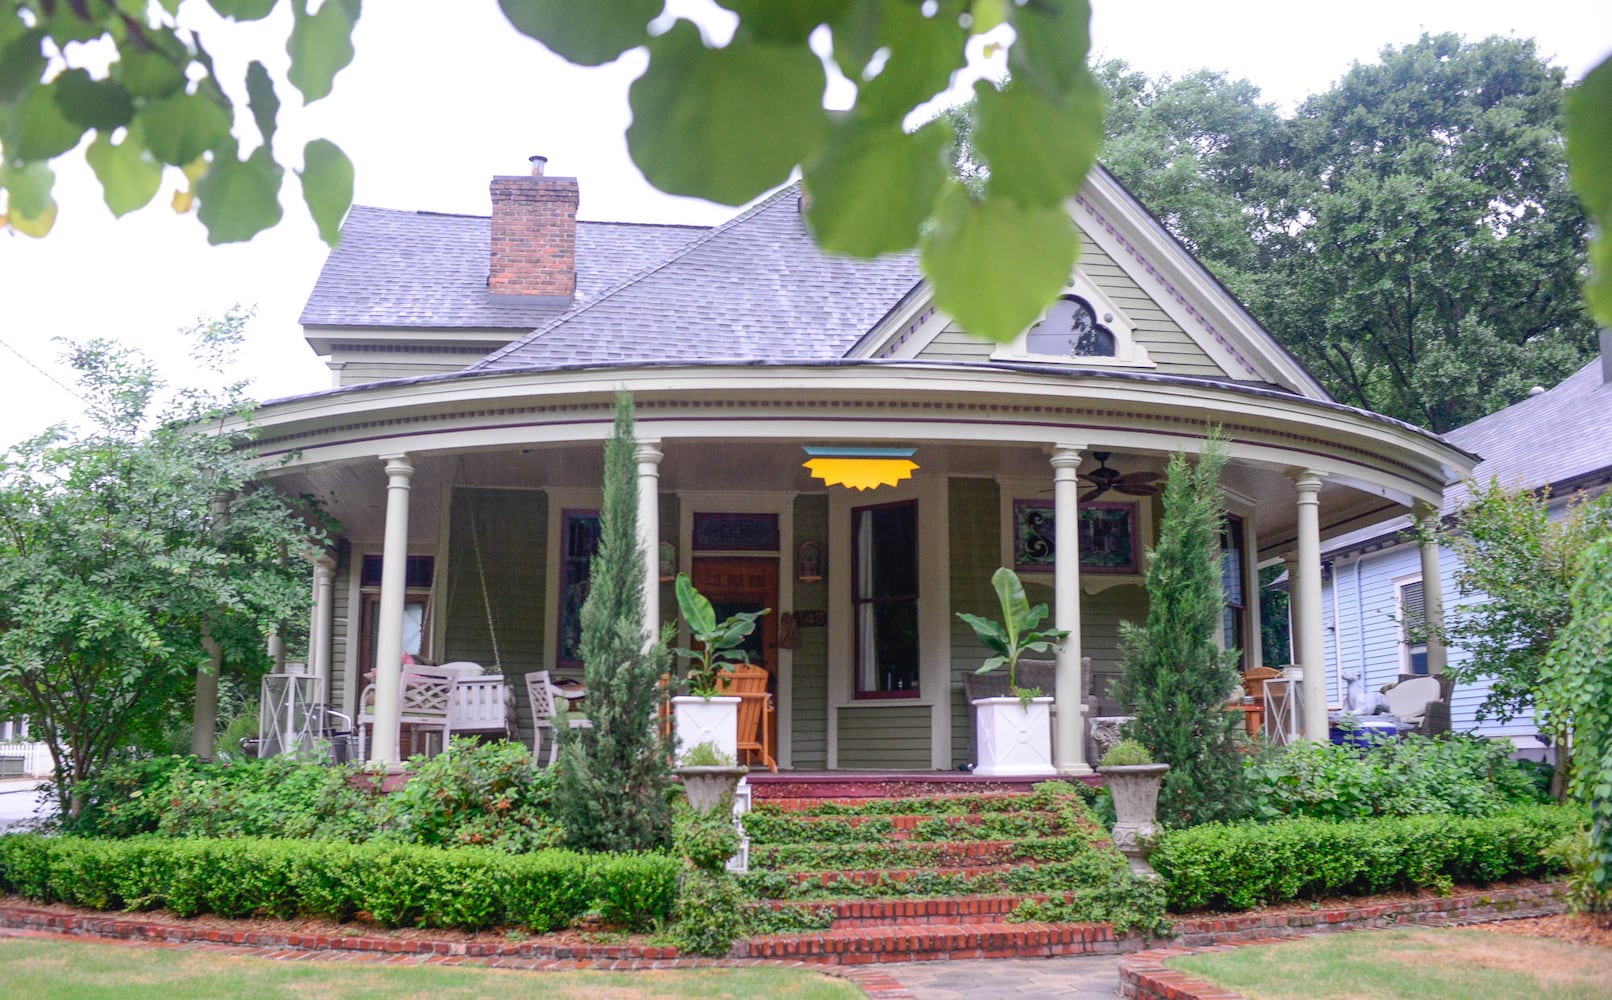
[1081,452,1163,500]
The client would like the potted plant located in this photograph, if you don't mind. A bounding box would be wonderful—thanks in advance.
[957,566,1069,777]
[670,573,771,763]
[1097,738,1170,876]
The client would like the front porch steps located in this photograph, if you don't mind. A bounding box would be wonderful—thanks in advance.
[734,779,1139,964]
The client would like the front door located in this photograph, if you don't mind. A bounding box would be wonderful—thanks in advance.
[691,556,779,764]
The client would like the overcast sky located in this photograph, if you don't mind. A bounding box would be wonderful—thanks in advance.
[1,0,1607,447]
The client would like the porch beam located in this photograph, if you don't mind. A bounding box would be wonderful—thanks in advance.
[636,440,664,641]
[1414,502,1448,676]
[1050,443,1091,775]
[371,453,416,764]
[1290,469,1329,740]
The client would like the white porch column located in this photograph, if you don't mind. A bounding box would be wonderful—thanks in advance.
[635,440,664,640]
[371,453,415,765]
[1051,444,1091,775]
[310,555,336,689]
[1414,502,1449,676]
[1290,470,1328,740]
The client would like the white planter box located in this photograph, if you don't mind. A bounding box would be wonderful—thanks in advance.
[671,695,741,763]
[972,696,1056,777]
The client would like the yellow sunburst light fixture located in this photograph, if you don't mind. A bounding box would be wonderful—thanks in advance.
[802,446,919,491]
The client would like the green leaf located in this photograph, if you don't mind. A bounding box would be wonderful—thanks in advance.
[969,0,1007,33]
[838,0,967,124]
[4,83,88,160]
[499,0,660,67]
[721,0,851,42]
[1007,0,1093,100]
[113,47,187,99]
[974,78,1104,209]
[675,574,718,636]
[196,145,284,244]
[86,126,163,217]
[298,138,352,246]
[919,182,1080,343]
[805,115,949,257]
[0,27,46,104]
[0,160,53,218]
[52,69,135,131]
[139,91,232,166]
[628,20,826,205]
[991,566,1029,645]
[209,0,279,20]
[286,0,359,104]
[246,60,279,147]
[1567,55,1612,326]
[5,193,56,236]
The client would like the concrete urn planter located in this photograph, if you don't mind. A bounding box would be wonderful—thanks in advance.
[972,696,1056,777]
[671,694,740,764]
[1099,762,1170,876]
[675,764,750,814]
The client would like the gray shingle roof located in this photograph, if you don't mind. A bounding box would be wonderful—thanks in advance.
[298,205,707,329]
[469,184,922,371]
[1441,357,1612,509]
[1320,355,1612,556]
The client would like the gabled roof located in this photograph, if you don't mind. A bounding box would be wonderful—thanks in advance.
[470,185,921,371]
[299,205,707,330]
[1319,354,1612,557]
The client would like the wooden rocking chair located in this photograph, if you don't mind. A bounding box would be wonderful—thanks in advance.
[718,663,776,773]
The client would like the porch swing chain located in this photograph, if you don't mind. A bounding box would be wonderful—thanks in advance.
[468,487,504,672]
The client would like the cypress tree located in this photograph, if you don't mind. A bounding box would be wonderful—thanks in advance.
[1114,433,1248,825]
[555,393,674,852]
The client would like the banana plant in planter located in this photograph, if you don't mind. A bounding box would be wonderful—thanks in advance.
[957,567,1069,777]
[671,573,770,763]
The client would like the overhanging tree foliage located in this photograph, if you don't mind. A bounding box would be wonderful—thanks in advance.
[1114,434,1247,826]
[0,315,326,817]
[553,393,675,854]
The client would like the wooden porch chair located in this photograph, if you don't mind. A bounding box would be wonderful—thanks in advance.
[1241,666,1281,738]
[356,671,456,760]
[718,663,776,772]
[525,670,592,766]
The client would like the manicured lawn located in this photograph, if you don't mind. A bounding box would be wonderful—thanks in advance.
[0,936,862,999]
[1170,927,1612,1000]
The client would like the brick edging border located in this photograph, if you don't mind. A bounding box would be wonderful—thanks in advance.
[1119,882,1568,1000]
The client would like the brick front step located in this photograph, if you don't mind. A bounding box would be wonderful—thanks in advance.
[776,862,1031,888]
[754,838,1045,871]
[746,810,1072,843]
[752,792,1036,814]
[745,773,1098,803]
[740,920,1128,963]
[764,893,1071,928]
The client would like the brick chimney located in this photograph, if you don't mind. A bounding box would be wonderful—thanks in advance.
[488,155,578,299]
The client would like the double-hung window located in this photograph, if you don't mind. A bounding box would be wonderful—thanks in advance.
[852,500,919,697]
[1221,515,1247,667]
[1399,578,1429,675]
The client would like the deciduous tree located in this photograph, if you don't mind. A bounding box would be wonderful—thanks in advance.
[0,314,326,817]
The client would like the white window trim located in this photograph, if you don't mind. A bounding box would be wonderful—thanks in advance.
[996,477,1151,595]
[1394,573,1428,678]
[991,272,1154,368]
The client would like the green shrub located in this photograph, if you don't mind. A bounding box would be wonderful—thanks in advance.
[670,869,744,956]
[1243,734,1543,822]
[1008,851,1171,937]
[376,738,561,852]
[1546,830,1612,917]
[673,800,740,874]
[1150,805,1581,912]
[1100,740,1155,767]
[0,834,679,933]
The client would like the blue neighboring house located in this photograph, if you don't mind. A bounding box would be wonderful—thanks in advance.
[1315,336,1612,747]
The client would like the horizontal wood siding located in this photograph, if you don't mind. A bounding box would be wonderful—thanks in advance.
[918,327,995,362]
[949,478,1000,767]
[1079,238,1224,379]
[792,494,829,769]
[1079,584,1147,715]
[329,552,353,711]
[837,705,931,768]
[1322,547,1532,740]
[443,488,547,744]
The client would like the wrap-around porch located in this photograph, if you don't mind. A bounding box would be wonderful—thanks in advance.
[264,367,1462,772]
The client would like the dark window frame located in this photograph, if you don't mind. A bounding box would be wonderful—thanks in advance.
[851,498,921,700]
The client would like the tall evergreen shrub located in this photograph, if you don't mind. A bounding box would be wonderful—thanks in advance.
[1114,435,1247,825]
[554,394,674,853]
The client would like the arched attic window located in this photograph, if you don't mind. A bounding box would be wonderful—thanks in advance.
[1024,295,1116,358]
[993,276,1152,368]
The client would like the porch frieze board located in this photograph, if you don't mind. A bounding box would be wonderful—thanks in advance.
[253,394,1447,500]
